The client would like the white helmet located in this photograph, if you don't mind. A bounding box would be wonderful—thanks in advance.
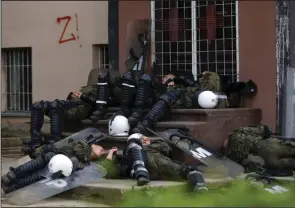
[109,112,130,136]
[45,154,73,178]
[198,91,218,109]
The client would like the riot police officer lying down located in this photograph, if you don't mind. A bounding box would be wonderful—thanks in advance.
[22,69,224,156]
[2,115,207,194]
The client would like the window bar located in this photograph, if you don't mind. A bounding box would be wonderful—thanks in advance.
[191,1,197,80]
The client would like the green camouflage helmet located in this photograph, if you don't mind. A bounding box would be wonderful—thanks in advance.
[199,72,221,92]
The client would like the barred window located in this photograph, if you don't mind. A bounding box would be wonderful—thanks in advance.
[152,0,238,81]
[1,47,32,113]
[92,44,109,69]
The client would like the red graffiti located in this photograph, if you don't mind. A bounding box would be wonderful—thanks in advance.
[57,16,76,44]
[75,13,79,40]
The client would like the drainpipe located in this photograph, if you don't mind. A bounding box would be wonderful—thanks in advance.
[108,0,119,70]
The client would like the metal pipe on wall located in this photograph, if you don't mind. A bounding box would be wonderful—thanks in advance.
[108,0,119,70]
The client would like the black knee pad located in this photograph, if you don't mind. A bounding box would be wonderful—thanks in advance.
[31,100,51,113]
[134,74,154,107]
[43,152,56,162]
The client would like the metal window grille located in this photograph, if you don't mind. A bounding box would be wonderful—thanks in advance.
[151,0,238,82]
[153,0,193,80]
[92,44,109,69]
[1,48,32,113]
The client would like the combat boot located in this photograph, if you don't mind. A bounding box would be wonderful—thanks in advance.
[128,74,154,129]
[22,101,50,156]
[1,152,55,187]
[132,90,181,134]
[180,165,208,193]
[120,72,137,117]
[2,169,46,194]
[90,71,110,122]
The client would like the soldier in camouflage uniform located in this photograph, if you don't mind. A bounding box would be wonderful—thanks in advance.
[3,133,206,194]
[223,125,295,175]
[2,139,103,194]
[131,71,228,134]
[99,134,208,192]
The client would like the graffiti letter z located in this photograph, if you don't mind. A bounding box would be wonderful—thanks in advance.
[57,16,76,44]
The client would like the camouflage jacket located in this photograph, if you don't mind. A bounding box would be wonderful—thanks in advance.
[226,125,295,172]
[97,140,185,181]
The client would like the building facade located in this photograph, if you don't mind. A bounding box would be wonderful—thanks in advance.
[2,1,109,113]
[2,1,294,136]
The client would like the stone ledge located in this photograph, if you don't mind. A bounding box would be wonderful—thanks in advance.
[61,178,233,206]
[82,120,207,128]
[2,137,25,148]
[1,197,109,207]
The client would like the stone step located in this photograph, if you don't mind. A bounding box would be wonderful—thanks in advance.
[59,178,233,206]
[2,137,26,148]
[2,147,24,158]
[1,197,109,207]
[103,107,262,122]
[1,157,232,206]
[81,120,207,133]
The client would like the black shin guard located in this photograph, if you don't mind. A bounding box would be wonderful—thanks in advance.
[120,72,136,117]
[48,100,66,143]
[90,71,110,122]
[22,101,50,155]
[132,90,181,134]
[125,136,150,186]
[2,169,46,194]
[128,74,154,129]
[1,152,55,187]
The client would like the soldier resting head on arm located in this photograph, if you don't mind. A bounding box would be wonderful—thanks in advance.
[222,124,295,176]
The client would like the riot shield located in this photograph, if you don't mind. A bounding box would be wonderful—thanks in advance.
[125,19,151,78]
[17,128,107,166]
[5,162,106,206]
[245,173,290,195]
[147,128,245,178]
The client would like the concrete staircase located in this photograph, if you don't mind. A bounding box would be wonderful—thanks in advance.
[0,107,264,207]
[1,107,262,155]
[75,107,262,151]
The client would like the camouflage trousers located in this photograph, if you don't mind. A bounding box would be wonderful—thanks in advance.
[144,140,184,181]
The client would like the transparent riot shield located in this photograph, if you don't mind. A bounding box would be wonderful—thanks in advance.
[5,162,106,206]
[17,128,106,166]
[146,119,245,178]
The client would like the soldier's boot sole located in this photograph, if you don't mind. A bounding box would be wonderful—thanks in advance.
[137,177,150,186]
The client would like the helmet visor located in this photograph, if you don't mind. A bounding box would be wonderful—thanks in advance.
[41,165,63,179]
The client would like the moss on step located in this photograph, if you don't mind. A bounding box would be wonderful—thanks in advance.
[60,178,232,206]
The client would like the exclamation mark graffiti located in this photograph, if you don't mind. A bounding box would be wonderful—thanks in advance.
[75,13,79,40]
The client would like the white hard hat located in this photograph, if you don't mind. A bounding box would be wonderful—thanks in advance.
[198,91,218,109]
[109,112,130,136]
[45,154,73,178]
